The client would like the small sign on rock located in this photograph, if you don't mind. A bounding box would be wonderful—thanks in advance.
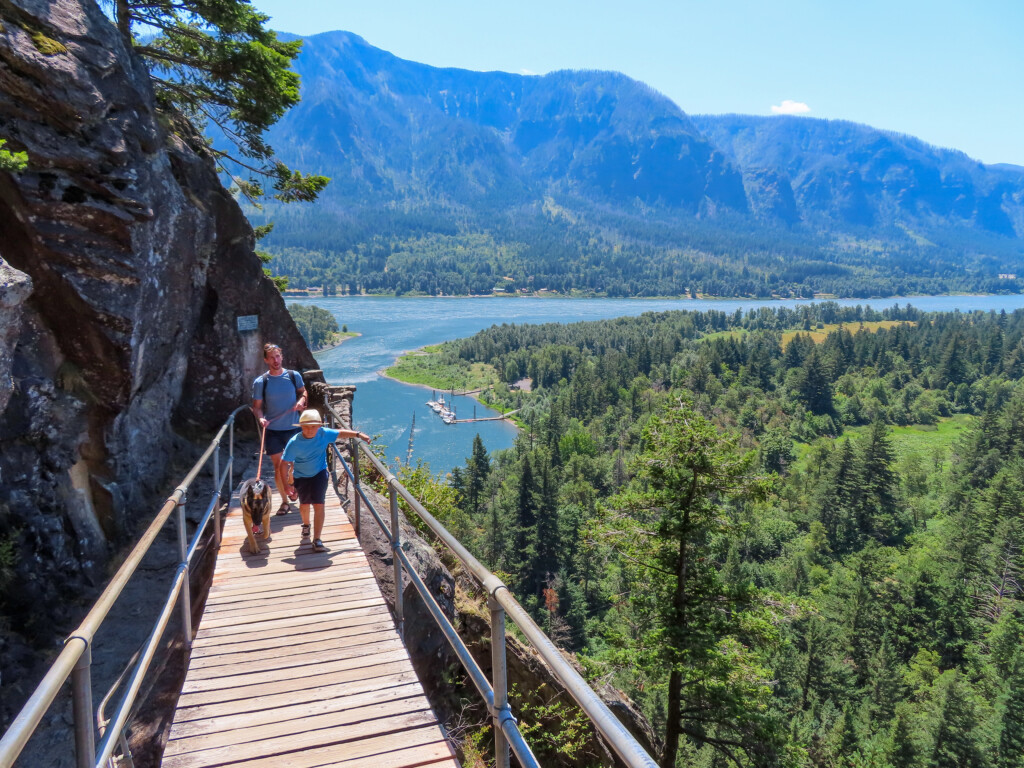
[236,314,258,332]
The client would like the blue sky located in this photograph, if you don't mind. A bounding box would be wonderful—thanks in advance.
[250,0,1023,166]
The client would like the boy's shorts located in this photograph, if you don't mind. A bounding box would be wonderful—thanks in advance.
[266,427,300,456]
[293,469,329,505]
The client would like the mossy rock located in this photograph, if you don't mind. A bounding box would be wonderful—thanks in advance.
[31,31,67,55]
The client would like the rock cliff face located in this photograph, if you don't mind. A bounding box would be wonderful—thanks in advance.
[0,0,319,721]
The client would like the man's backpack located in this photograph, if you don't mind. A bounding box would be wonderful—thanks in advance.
[261,369,302,404]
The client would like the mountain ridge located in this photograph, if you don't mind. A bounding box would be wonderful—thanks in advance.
[251,30,1024,298]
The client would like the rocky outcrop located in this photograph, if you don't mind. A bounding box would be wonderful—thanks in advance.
[0,0,321,725]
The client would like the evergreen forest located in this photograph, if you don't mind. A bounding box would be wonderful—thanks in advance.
[261,211,1024,300]
[287,302,340,349]
[395,304,1024,767]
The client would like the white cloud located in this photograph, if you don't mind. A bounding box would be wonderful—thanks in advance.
[771,100,811,115]
[520,68,537,76]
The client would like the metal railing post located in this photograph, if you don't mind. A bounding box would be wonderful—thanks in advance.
[489,593,511,768]
[70,639,94,768]
[350,438,361,539]
[176,499,193,651]
[228,418,234,494]
[213,443,221,547]
[389,481,404,639]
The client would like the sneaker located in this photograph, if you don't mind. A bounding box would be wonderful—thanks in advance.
[301,524,311,539]
[311,538,327,553]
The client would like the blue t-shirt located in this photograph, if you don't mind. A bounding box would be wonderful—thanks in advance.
[282,427,340,478]
[252,370,304,431]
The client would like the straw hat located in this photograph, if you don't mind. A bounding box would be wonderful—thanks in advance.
[298,409,323,426]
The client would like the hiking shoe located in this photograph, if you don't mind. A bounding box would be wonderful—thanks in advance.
[311,538,327,553]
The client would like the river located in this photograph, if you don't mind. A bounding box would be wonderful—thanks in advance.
[289,295,1024,475]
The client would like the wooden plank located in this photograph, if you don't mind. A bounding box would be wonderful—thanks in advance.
[203,573,376,605]
[188,626,398,667]
[174,663,417,712]
[194,604,389,640]
[172,668,422,723]
[206,573,375,604]
[181,648,412,694]
[168,681,425,740]
[208,553,367,578]
[200,580,380,615]
[195,595,385,630]
[185,635,405,680]
[197,726,454,768]
[165,693,431,756]
[192,611,394,650]
[207,566,374,596]
[161,709,439,768]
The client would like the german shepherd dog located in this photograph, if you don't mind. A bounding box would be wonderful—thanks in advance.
[240,478,273,554]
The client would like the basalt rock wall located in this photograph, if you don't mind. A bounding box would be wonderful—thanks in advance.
[0,0,319,723]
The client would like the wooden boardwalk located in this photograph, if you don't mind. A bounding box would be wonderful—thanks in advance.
[162,480,459,768]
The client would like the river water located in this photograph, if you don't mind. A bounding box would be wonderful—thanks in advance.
[289,295,1024,475]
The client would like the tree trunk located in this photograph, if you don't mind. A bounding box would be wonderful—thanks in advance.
[116,0,131,44]
[663,668,683,768]
[663,483,695,768]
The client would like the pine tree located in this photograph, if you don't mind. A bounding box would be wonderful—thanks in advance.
[797,350,834,415]
[889,707,920,768]
[601,396,783,767]
[939,333,969,388]
[835,705,860,762]
[466,434,490,517]
[512,456,540,593]
[815,439,860,553]
[998,651,1024,768]
[868,636,905,724]
[929,672,989,768]
[110,0,328,203]
[857,421,902,543]
[532,462,561,596]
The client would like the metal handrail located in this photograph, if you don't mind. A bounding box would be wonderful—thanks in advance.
[0,404,251,768]
[325,423,658,768]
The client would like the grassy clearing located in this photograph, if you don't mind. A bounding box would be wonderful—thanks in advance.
[386,347,504,393]
[792,414,974,473]
[701,329,749,342]
[781,320,915,349]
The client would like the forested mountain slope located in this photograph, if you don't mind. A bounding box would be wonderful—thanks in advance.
[692,114,1024,238]
[403,304,1024,766]
[253,31,1024,298]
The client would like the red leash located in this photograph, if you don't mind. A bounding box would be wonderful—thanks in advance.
[256,424,267,478]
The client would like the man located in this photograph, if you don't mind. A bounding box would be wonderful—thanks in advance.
[282,409,370,553]
[252,342,307,515]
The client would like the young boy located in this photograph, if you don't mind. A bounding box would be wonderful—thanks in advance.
[281,409,370,553]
